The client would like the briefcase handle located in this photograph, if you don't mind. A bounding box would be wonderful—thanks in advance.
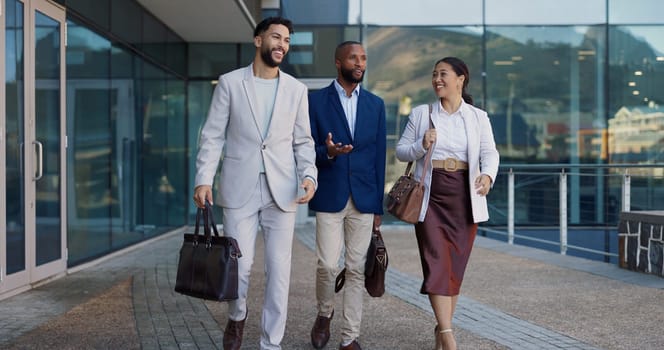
[203,200,221,238]
[199,200,242,258]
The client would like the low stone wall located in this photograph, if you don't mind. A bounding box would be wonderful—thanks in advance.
[618,211,664,277]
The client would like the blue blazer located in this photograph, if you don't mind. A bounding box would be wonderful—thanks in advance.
[308,82,386,215]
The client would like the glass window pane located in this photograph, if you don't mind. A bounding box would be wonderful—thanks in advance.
[35,11,63,265]
[188,43,239,78]
[187,81,216,221]
[142,12,167,64]
[64,6,186,265]
[111,0,141,47]
[366,26,484,109]
[486,0,605,25]
[110,44,139,248]
[609,0,664,24]
[240,43,255,66]
[282,0,350,25]
[608,25,664,164]
[110,44,133,78]
[139,61,167,227]
[66,20,111,78]
[166,78,186,225]
[5,0,25,274]
[65,0,110,30]
[284,0,484,25]
[283,26,360,78]
[66,19,112,265]
[167,30,186,76]
[485,25,605,164]
[355,0,482,25]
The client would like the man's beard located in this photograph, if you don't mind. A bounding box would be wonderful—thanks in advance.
[341,66,364,83]
[261,47,281,68]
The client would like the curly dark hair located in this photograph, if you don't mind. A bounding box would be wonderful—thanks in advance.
[253,17,294,37]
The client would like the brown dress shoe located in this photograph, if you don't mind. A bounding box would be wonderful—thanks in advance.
[310,310,334,349]
[223,315,246,350]
[339,340,362,350]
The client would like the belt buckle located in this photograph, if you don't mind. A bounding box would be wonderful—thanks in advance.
[444,158,458,172]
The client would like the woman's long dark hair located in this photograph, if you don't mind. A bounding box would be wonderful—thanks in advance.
[434,57,473,105]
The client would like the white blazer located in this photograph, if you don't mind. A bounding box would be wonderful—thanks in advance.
[396,101,499,223]
[195,64,317,212]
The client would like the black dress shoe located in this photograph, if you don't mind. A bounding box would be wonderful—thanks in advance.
[339,340,362,350]
[310,310,334,349]
[223,314,247,350]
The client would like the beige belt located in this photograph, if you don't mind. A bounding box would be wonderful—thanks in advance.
[432,158,468,172]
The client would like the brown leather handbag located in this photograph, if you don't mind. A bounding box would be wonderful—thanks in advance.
[387,105,433,224]
[175,201,242,301]
[386,162,427,224]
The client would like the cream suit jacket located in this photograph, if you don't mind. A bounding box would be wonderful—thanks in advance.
[396,101,499,223]
[195,64,317,212]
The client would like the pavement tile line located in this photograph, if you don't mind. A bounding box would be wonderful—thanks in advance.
[132,257,225,350]
[295,226,602,350]
[2,224,627,349]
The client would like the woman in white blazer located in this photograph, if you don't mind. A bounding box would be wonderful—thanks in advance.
[396,57,499,350]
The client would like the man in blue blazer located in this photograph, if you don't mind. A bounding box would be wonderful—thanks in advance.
[308,41,386,350]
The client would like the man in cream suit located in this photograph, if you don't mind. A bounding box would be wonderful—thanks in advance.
[193,17,317,350]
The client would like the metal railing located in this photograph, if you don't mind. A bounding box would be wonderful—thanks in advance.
[484,163,664,260]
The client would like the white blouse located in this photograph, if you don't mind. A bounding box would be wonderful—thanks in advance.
[432,101,468,162]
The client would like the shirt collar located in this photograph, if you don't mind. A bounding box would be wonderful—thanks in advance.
[333,79,361,98]
[437,99,466,116]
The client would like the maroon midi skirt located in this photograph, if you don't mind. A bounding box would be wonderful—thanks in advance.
[415,168,477,296]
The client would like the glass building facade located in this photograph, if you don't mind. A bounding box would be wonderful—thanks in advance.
[62,1,188,265]
[2,0,664,296]
[279,0,664,260]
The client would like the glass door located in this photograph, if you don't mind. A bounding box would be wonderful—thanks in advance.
[1,0,66,296]
[30,0,66,282]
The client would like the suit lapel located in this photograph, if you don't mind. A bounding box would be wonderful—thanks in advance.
[242,64,265,140]
[327,83,353,140]
[461,103,479,165]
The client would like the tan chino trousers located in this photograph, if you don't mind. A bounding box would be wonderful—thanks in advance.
[315,199,373,344]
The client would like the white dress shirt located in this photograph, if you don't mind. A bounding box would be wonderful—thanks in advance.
[333,79,360,138]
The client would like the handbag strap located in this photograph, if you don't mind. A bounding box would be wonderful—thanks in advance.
[372,229,388,268]
[203,200,243,257]
[204,200,221,238]
[405,104,434,184]
[194,207,203,236]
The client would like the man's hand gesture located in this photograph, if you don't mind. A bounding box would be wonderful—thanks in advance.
[325,132,353,158]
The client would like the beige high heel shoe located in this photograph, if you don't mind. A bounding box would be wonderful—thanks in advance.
[434,325,443,350]
[438,328,455,350]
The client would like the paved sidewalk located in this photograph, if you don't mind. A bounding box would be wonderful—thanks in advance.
[0,222,662,349]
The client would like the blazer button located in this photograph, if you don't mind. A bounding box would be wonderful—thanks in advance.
[262,145,266,150]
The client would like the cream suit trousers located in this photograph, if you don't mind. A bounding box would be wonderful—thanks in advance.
[315,199,373,343]
[223,174,296,350]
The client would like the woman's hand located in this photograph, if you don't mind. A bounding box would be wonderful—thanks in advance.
[474,174,493,196]
[422,128,436,150]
